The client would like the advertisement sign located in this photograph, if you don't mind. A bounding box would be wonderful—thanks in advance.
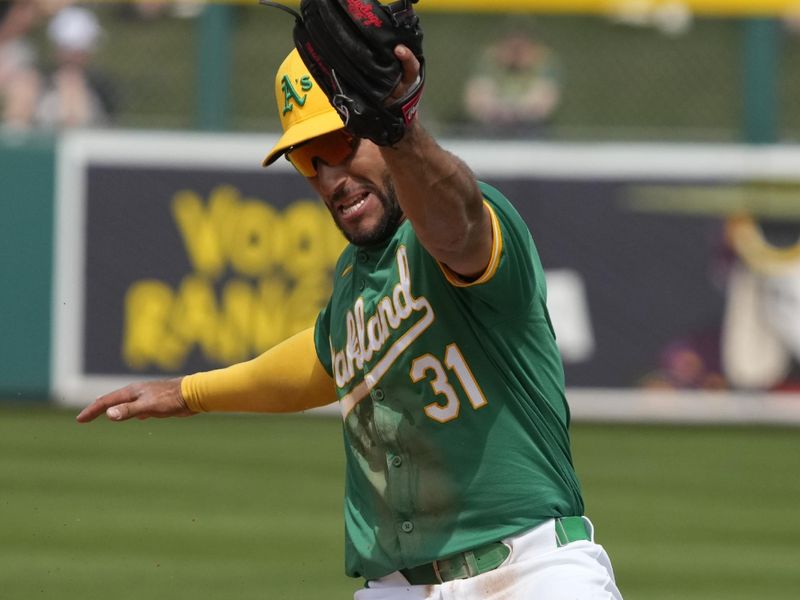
[53,132,800,422]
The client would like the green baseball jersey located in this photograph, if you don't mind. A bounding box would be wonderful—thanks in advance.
[314,181,583,580]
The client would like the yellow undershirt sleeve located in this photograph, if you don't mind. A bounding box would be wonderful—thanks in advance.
[180,327,336,413]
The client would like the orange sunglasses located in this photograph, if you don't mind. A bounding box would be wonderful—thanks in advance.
[285,130,359,177]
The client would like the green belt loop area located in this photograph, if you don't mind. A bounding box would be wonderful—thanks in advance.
[555,516,590,547]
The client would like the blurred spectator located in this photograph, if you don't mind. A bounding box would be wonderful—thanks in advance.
[639,332,728,391]
[641,215,800,392]
[34,5,118,129]
[118,0,203,21]
[608,0,693,36]
[720,216,800,391]
[0,0,41,129]
[462,30,562,139]
[783,5,800,36]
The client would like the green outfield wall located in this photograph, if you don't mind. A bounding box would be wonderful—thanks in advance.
[0,137,56,400]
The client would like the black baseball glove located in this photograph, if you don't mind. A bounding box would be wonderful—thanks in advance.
[261,0,425,146]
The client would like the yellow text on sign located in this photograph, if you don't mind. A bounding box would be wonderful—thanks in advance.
[122,185,346,371]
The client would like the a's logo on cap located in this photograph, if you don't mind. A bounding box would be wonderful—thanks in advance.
[281,74,313,115]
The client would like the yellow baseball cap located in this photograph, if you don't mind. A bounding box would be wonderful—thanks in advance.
[262,49,345,167]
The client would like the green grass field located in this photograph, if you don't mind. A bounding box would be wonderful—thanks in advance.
[1,405,799,599]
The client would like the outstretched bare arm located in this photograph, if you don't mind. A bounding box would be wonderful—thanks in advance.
[76,328,336,423]
[76,378,194,423]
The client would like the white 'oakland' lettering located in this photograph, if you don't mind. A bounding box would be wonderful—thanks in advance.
[331,245,433,392]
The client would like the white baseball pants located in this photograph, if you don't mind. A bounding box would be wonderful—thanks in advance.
[354,517,623,600]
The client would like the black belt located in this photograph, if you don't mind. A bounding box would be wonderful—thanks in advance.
[399,516,591,585]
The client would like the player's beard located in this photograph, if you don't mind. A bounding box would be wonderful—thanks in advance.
[334,174,404,247]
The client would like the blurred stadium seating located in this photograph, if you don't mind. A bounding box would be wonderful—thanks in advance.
[3,2,794,141]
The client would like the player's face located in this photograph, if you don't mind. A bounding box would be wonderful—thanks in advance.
[301,132,403,246]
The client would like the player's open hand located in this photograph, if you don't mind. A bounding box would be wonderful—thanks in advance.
[75,378,195,423]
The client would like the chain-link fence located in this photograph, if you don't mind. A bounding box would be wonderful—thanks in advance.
[3,2,798,142]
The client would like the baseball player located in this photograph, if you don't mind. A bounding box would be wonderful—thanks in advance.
[77,1,623,597]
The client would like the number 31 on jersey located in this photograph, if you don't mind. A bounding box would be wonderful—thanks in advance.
[409,343,488,423]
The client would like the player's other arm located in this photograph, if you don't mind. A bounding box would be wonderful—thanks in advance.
[75,328,336,423]
[381,46,493,281]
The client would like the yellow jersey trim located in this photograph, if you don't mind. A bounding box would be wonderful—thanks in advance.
[437,200,503,288]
